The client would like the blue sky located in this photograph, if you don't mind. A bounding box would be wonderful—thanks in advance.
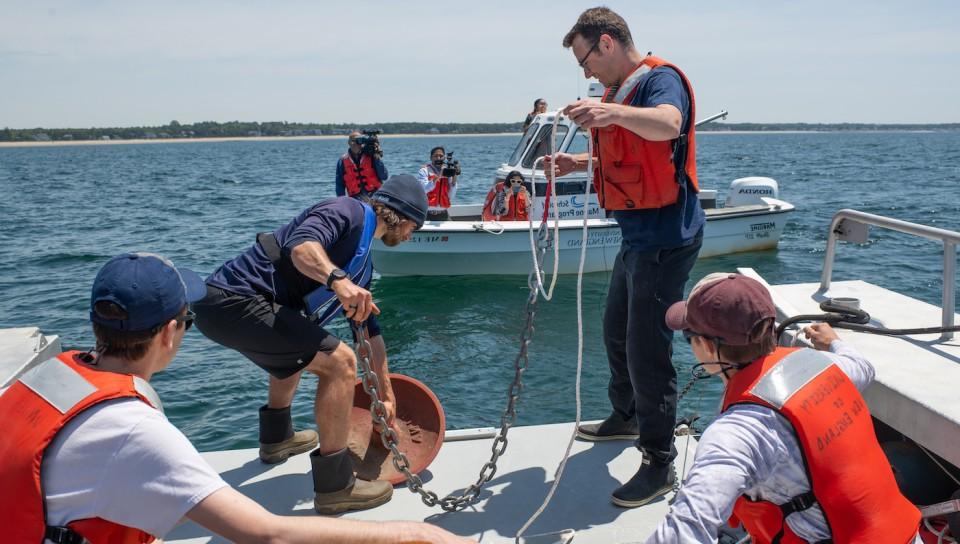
[2,1,958,128]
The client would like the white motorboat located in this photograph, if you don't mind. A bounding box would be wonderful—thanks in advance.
[4,209,958,543]
[372,110,795,277]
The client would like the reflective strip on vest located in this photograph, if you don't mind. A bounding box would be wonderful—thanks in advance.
[749,349,834,410]
[19,358,97,414]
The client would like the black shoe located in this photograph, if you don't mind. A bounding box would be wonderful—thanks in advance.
[576,413,639,442]
[611,457,676,508]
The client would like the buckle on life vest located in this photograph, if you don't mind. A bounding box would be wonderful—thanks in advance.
[624,199,635,209]
[781,491,817,516]
[45,526,91,544]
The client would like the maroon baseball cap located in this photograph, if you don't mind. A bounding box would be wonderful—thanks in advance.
[665,273,776,346]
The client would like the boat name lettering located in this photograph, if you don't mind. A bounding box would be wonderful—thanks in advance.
[410,235,449,243]
[566,231,622,248]
[750,222,776,232]
[556,206,601,219]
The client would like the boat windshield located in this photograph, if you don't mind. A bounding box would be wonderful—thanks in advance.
[507,123,539,167]
[566,126,589,155]
[521,124,569,169]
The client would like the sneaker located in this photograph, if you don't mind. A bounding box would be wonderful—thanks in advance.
[611,458,676,508]
[259,429,319,464]
[576,414,639,442]
[314,479,394,515]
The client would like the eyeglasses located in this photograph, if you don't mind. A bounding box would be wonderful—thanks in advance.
[175,309,196,331]
[577,39,601,68]
[510,179,523,184]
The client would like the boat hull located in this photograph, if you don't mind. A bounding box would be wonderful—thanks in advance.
[372,199,794,276]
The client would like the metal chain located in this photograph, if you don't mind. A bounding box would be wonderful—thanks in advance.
[349,222,553,511]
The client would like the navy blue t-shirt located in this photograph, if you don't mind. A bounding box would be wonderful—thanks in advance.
[611,66,705,251]
[207,196,380,333]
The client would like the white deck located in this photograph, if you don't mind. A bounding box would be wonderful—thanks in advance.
[166,422,699,543]
[740,270,960,468]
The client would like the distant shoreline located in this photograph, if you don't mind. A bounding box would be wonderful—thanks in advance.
[0,129,951,148]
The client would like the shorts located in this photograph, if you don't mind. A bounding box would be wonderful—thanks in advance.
[193,285,341,379]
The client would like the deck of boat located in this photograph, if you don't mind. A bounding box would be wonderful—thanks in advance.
[166,422,699,543]
[740,269,960,468]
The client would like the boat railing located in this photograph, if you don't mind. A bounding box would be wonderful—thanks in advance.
[819,209,958,340]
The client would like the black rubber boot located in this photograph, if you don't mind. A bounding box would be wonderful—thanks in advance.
[576,412,640,442]
[310,448,393,515]
[611,455,676,508]
[258,405,318,464]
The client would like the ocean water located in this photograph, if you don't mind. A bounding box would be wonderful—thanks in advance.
[1,132,958,452]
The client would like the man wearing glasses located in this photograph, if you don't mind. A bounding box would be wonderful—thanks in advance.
[547,7,705,508]
[0,252,470,544]
[417,146,459,221]
[335,130,388,198]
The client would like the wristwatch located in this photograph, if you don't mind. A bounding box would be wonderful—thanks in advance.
[326,268,347,288]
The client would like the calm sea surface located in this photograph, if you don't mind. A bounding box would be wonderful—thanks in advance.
[1,132,959,451]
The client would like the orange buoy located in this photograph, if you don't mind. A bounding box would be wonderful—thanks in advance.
[347,373,445,485]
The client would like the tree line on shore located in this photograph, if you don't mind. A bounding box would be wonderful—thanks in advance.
[4,120,960,142]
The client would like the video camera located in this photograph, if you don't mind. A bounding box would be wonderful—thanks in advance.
[442,151,461,177]
[355,129,382,157]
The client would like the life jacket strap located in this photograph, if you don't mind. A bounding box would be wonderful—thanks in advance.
[780,490,817,517]
[45,525,90,544]
[256,232,303,308]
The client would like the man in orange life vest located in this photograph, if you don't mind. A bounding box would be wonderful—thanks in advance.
[335,130,388,198]
[645,272,921,543]
[546,7,705,507]
[0,252,470,544]
[417,146,459,221]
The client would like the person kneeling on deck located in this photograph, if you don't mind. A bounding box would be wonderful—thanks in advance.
[417,146,459,221]
[0,253,469,544]
[482,170,531,222]
[194,174,427,515]
[646,272,922,543]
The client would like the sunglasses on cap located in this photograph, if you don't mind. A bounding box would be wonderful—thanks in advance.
[682,329,720,345]
[175,309,196,331]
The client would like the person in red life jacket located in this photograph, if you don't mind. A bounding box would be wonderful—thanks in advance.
[194,175,431,515]
[546,7,706,508]
[417,146,459,221]
[644,272,922,543]
[482,170,532,221]
[335,130,388,198]
[0,252,470,544]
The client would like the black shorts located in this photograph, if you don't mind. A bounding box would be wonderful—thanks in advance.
[193,285,341,379]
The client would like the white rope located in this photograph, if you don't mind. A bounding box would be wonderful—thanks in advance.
[516,118,593,541]
[527,113,562,301]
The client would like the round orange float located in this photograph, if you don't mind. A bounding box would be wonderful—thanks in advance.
[347,373,445,485]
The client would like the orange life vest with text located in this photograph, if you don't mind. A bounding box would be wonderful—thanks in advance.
[424,164,452,208]
[0,351,160,544]
[341,153,382,196]
[592,55,699,211]
[722,347,920,544]
[482,182,530,221]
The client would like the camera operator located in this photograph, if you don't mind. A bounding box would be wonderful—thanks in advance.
[416,146,459,221]
[335,130,388,199]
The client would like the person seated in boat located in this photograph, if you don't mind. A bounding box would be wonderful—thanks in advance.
[193,175,428,515]
[647,272,922,543]
[335,130,388,199]
[0,252,469,544]
[417,145,459,221]
[482,170,532,222]
[523,98,548,132]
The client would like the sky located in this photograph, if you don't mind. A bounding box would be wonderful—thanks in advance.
[2,1,959,128]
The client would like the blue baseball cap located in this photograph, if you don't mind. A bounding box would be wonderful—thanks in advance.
[90,252,207,331]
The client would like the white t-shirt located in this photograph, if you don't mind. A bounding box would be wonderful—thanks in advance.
[42,397,228,539]
[647,341,922,543]
[417,163,458,209]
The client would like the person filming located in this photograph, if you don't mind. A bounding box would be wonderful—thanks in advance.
[335,130,388,198]
[417,146,460,221]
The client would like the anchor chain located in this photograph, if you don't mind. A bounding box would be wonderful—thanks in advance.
[349,223,553,511]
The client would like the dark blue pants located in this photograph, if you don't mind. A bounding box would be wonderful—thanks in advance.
[603,232,702,464]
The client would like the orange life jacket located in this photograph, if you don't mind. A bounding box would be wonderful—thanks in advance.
[341,153,382,196]
[482,182,530,221]
[722,347,920,544]
[0,351,160,544]
[424,164,452,208]
[591,55,699,211]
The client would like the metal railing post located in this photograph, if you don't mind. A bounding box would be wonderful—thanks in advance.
[944,242,956,341]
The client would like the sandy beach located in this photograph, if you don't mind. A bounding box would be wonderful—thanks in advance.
[0,132,524,149]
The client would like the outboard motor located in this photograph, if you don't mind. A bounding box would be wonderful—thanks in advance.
[725,177,779,207]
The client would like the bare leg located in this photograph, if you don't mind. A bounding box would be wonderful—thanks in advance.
[303,342,356,454]
[268,372,302,409]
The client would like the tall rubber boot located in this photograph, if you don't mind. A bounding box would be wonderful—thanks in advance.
[310,448,393,515]
[258,404,319,464]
